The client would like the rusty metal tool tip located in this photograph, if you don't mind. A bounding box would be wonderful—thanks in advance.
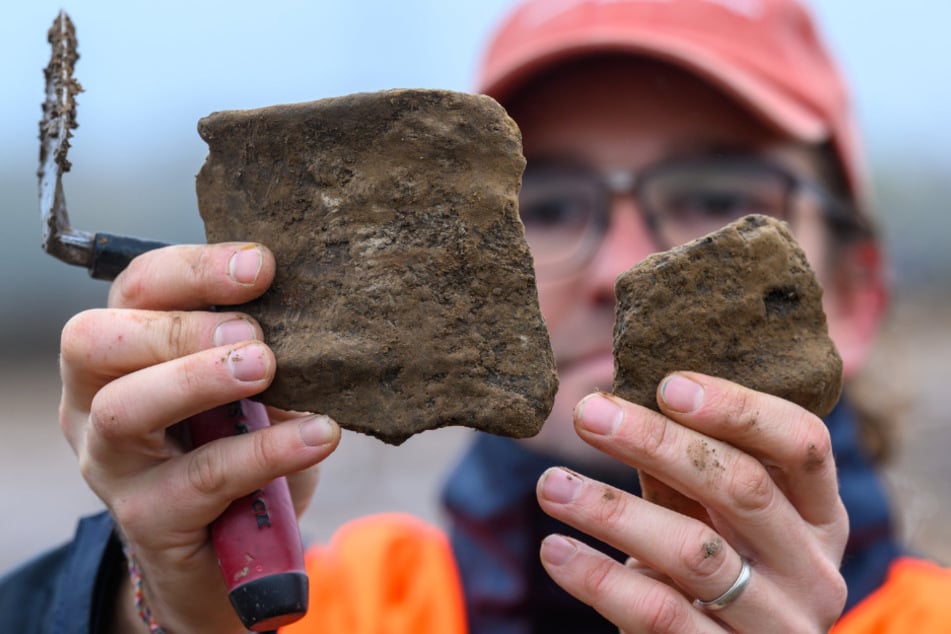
[38,10,92,269]
[37,11,166,279]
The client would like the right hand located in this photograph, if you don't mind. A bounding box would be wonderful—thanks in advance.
[59,243,341,633]
[535,377,849,633]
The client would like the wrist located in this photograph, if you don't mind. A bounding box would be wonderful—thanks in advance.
[120,544,249,634]
[122,543,167,634]
[112,562,151,634]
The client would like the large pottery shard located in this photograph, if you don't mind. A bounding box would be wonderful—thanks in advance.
[196,89,557,445]
[613,214,842,417]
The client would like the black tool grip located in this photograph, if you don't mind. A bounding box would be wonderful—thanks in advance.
[90,232,169,280]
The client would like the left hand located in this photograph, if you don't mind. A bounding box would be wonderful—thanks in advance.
[535,372,849,633]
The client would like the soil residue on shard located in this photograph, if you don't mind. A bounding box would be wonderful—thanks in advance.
[612,214,843,418]
[196,89,557,444]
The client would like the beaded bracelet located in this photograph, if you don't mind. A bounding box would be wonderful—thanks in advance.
[121,544,168,634]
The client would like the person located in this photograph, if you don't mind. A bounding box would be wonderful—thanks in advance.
[437,1,951,632]
[2,0,950,632]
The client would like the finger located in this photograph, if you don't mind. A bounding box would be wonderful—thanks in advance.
[266,408,324,517]
[84,343,275,468]
[538,467,747,605]
[572,393,835,573]
[539,534,715,634]
[538,468,806,632]
[108,243,275,310]
[113,414,340,549]
[656,372,843,528]
[624,556,683,596]
[286,463,321,518]
[60,308,262,404]
[263,407,323,517]
[639,470,711,525]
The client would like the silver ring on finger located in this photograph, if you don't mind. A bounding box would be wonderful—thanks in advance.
[693,558,751,612]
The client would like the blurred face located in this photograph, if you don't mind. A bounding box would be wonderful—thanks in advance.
[506,58,858,468]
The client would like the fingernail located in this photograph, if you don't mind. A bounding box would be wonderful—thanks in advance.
[227,344,268,382]
[213,318,256,347]
[540,534,577,566]
[577,393,622,435]
[540,467,582,504]
[299,415,336,447]
[228,246,263,285]
[660,374,704,413]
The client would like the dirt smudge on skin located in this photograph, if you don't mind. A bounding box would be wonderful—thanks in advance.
[702,538,723,559]
[687,439,725,482]
[746,409,760,429]
[168,314,183,352]
[803,442,826,473]
[602,487,617,502]
[688,439,710,471]
[561,466,584,480]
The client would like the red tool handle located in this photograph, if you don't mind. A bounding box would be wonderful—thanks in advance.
[189,399,308,631]
[72,237,308,629]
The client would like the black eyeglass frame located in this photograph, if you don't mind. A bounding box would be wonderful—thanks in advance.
[518,154,870,278]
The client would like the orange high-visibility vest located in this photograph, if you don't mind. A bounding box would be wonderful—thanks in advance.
[831,557,951,634]
[279,513,467,634]
[283,515,951,634]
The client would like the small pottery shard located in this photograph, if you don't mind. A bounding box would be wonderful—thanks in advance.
[613,214,842,417]
[196,89,557,445]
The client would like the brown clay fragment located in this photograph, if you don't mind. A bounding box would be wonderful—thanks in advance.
[612,214,843,418]
[196,89,557,445]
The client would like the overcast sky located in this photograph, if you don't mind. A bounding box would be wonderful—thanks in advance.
[2,0,949,168]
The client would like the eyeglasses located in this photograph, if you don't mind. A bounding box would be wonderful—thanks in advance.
[518,155,859,277]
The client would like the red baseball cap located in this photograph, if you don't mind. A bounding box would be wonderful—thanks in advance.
[477,0,869,211]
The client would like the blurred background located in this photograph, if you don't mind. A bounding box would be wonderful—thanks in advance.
[1,0,949,573]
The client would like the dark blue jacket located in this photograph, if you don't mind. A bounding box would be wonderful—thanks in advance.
[0,512,122,633]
